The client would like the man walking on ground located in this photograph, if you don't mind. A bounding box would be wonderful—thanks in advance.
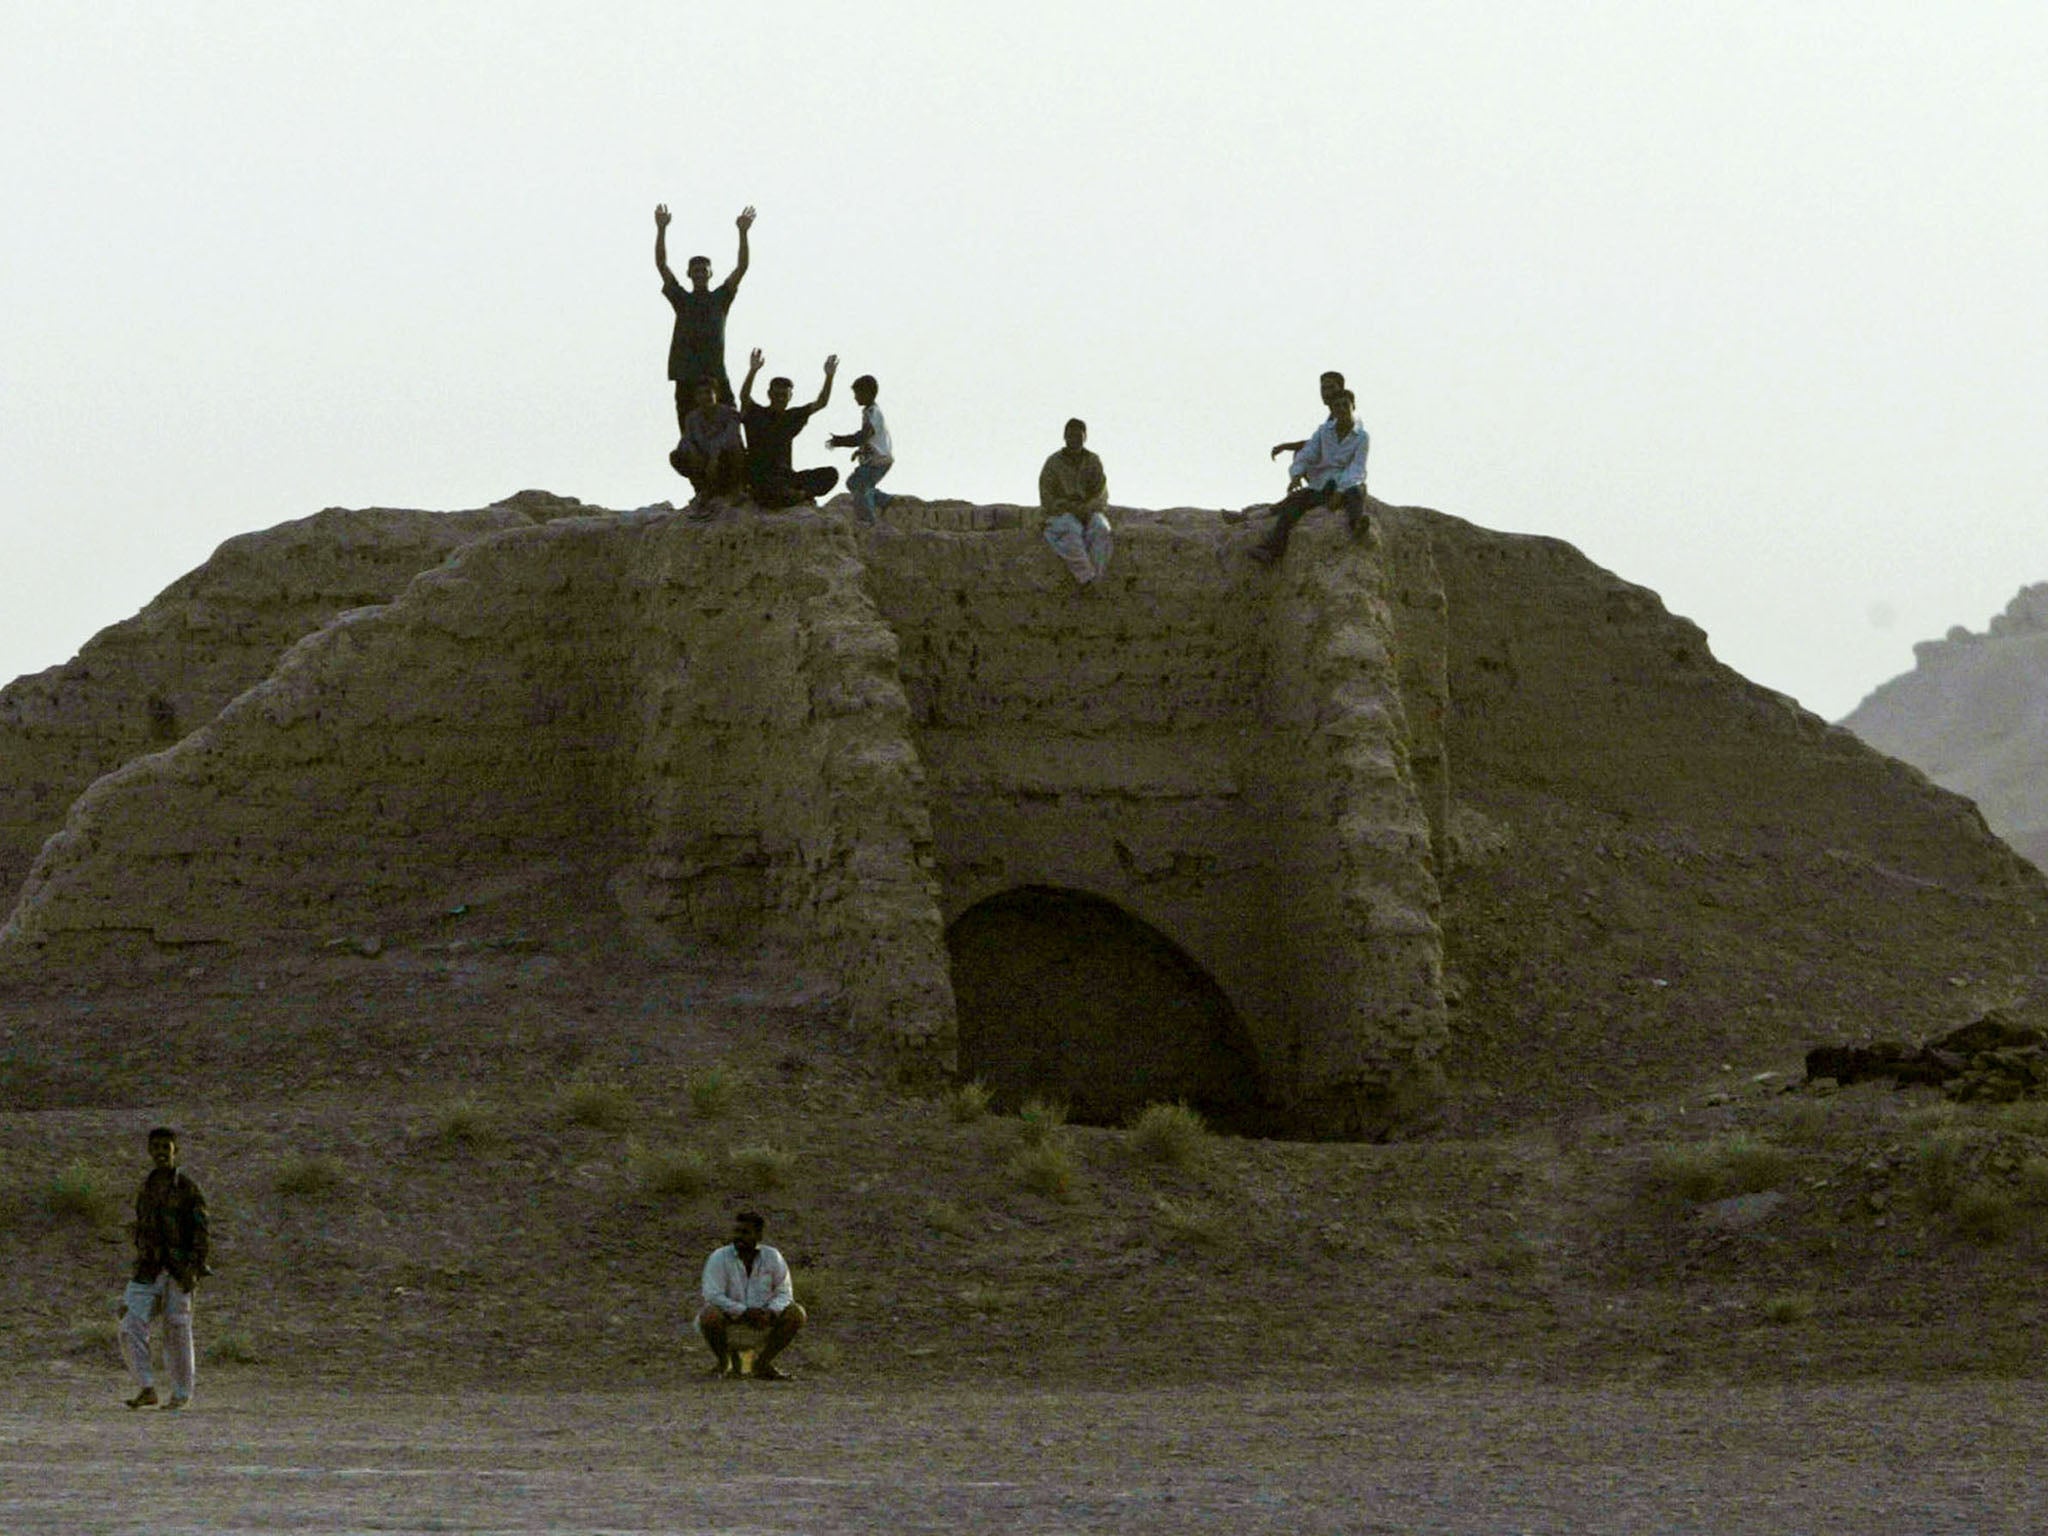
[1269,370,1347,461]
[829,374,895,524]
[120,1126,210,1410]
[1248,388,1371,565]
[740,348,841,508]
[697,1210,806,1380]
[655,202,754,428]
[1039,418,1113,587]
[670,377,747,514]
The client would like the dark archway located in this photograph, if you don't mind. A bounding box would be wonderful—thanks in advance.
[945,885,1267,1133]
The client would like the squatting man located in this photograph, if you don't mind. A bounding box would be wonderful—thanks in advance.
[120,1126,212,1410]
[697,1209,807,1380]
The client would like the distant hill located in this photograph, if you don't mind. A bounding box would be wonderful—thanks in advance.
[1840,584,2048,870]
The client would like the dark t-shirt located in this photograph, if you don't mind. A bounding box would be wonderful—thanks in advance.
[742,400,820,482]
[664,276,737,383]
[132,1165,209,1284]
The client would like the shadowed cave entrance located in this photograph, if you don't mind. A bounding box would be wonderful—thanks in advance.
[946,885,1268,1134]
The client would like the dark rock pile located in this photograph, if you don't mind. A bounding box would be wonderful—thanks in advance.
[1806,1011,2048,1102]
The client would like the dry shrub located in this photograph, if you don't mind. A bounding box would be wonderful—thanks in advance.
[631,1142,711,1199]
[1016,1097,1068,1147]
[1902,1102,1959,1135]
[1953,1186,2021,1244]
[275,1155,346,1200]
[1915,1133,1967,1214]
[1129,1102,1209,1168]
[1642,1136,1793,1206]
[946,1079,992,1125]
[924,1198,977,1238]
[791,1266,838,1317]
[206,1330,262,1365]
[1154,1198,1227,1249]
[1995,1101,2048,1139]
[1761,1291,1816,1325]
[559,1080,634,1133]
[1010,1139,1076,1200]
[729,1145,793,1191]
[2019,1156,2048,1206]
[433,1095,502,1150]
[44,1162,119,1225]
[689,1065,738,1120]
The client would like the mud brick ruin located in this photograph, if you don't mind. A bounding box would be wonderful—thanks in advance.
[4,492,2041,1138]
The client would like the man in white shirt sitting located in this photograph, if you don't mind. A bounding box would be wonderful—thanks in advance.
[697,1210,806,1381]
[1248,389,1372,565]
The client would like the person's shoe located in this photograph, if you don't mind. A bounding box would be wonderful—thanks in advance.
[706,1353,733,1378]
[162,1395,190,1412]
[749,1361,793,1381]
[124,1387,158,1409]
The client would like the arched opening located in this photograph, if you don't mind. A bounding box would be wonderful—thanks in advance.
[945,885,1267,1133]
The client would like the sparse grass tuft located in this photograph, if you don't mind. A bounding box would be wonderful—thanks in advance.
[2019,1156,2048,1206]
[433,1095,502,1151]
[803,1337,844,1372]
[1779,1100,1834,1147]
[67,1317,118,1356]
[791,1267,838,1317]
[630,1142,711,1199]
[958,1282,1007,1313]
[1902,1102,1959,1135]
[1154,1198,1227,1249]
[1719,1137,1796,1194]
[924,1198,977,1238]
[1016,1097,1068,1147]
[206,1330,262,1365]
[559,1079,634,1133]
[1479,1233,1540,1276]
[688,1065,738,1120]
[43,1162,119,1225]
[274,1155,346,1200]
[1642,1135,1794,1206]
[1010,1138,1076,1200]
[1953,1186,2022,1244]
[729,1145,793,1191]
[1761,1291,1816,1326]
[1128,1102,1209,1168]
[1915,1133,1967,1215]
[1995,1101,2048,1139]
[946,1079,992,1124]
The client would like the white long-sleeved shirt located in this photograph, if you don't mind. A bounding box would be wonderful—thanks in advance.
[1288,418,1369,491]
[701,1243,795,1316]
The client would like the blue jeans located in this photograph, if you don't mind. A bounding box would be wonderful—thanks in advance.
[848,460,894,519]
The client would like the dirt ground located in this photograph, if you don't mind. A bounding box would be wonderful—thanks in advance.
[4,1375,2046,1534]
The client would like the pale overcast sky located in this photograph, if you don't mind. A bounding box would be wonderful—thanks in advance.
[3,2,2044,721]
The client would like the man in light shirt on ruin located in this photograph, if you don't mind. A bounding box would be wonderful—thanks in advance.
[1248,388,1371,565]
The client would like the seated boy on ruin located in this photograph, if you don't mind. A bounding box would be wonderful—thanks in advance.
[1039,418,1113,588]
[670,377,747,513]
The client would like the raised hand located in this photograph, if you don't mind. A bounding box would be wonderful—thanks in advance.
[823,354,839,374]
[655,204,671,229]
[750,347,765,369]
[737,205,756,231]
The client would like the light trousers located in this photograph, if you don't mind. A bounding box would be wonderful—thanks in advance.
[121,1273,195,1400]
[1044,510,1114,584]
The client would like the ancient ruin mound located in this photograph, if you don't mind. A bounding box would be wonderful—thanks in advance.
[1841,583,2048,870]
[5,492,2045,1136]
